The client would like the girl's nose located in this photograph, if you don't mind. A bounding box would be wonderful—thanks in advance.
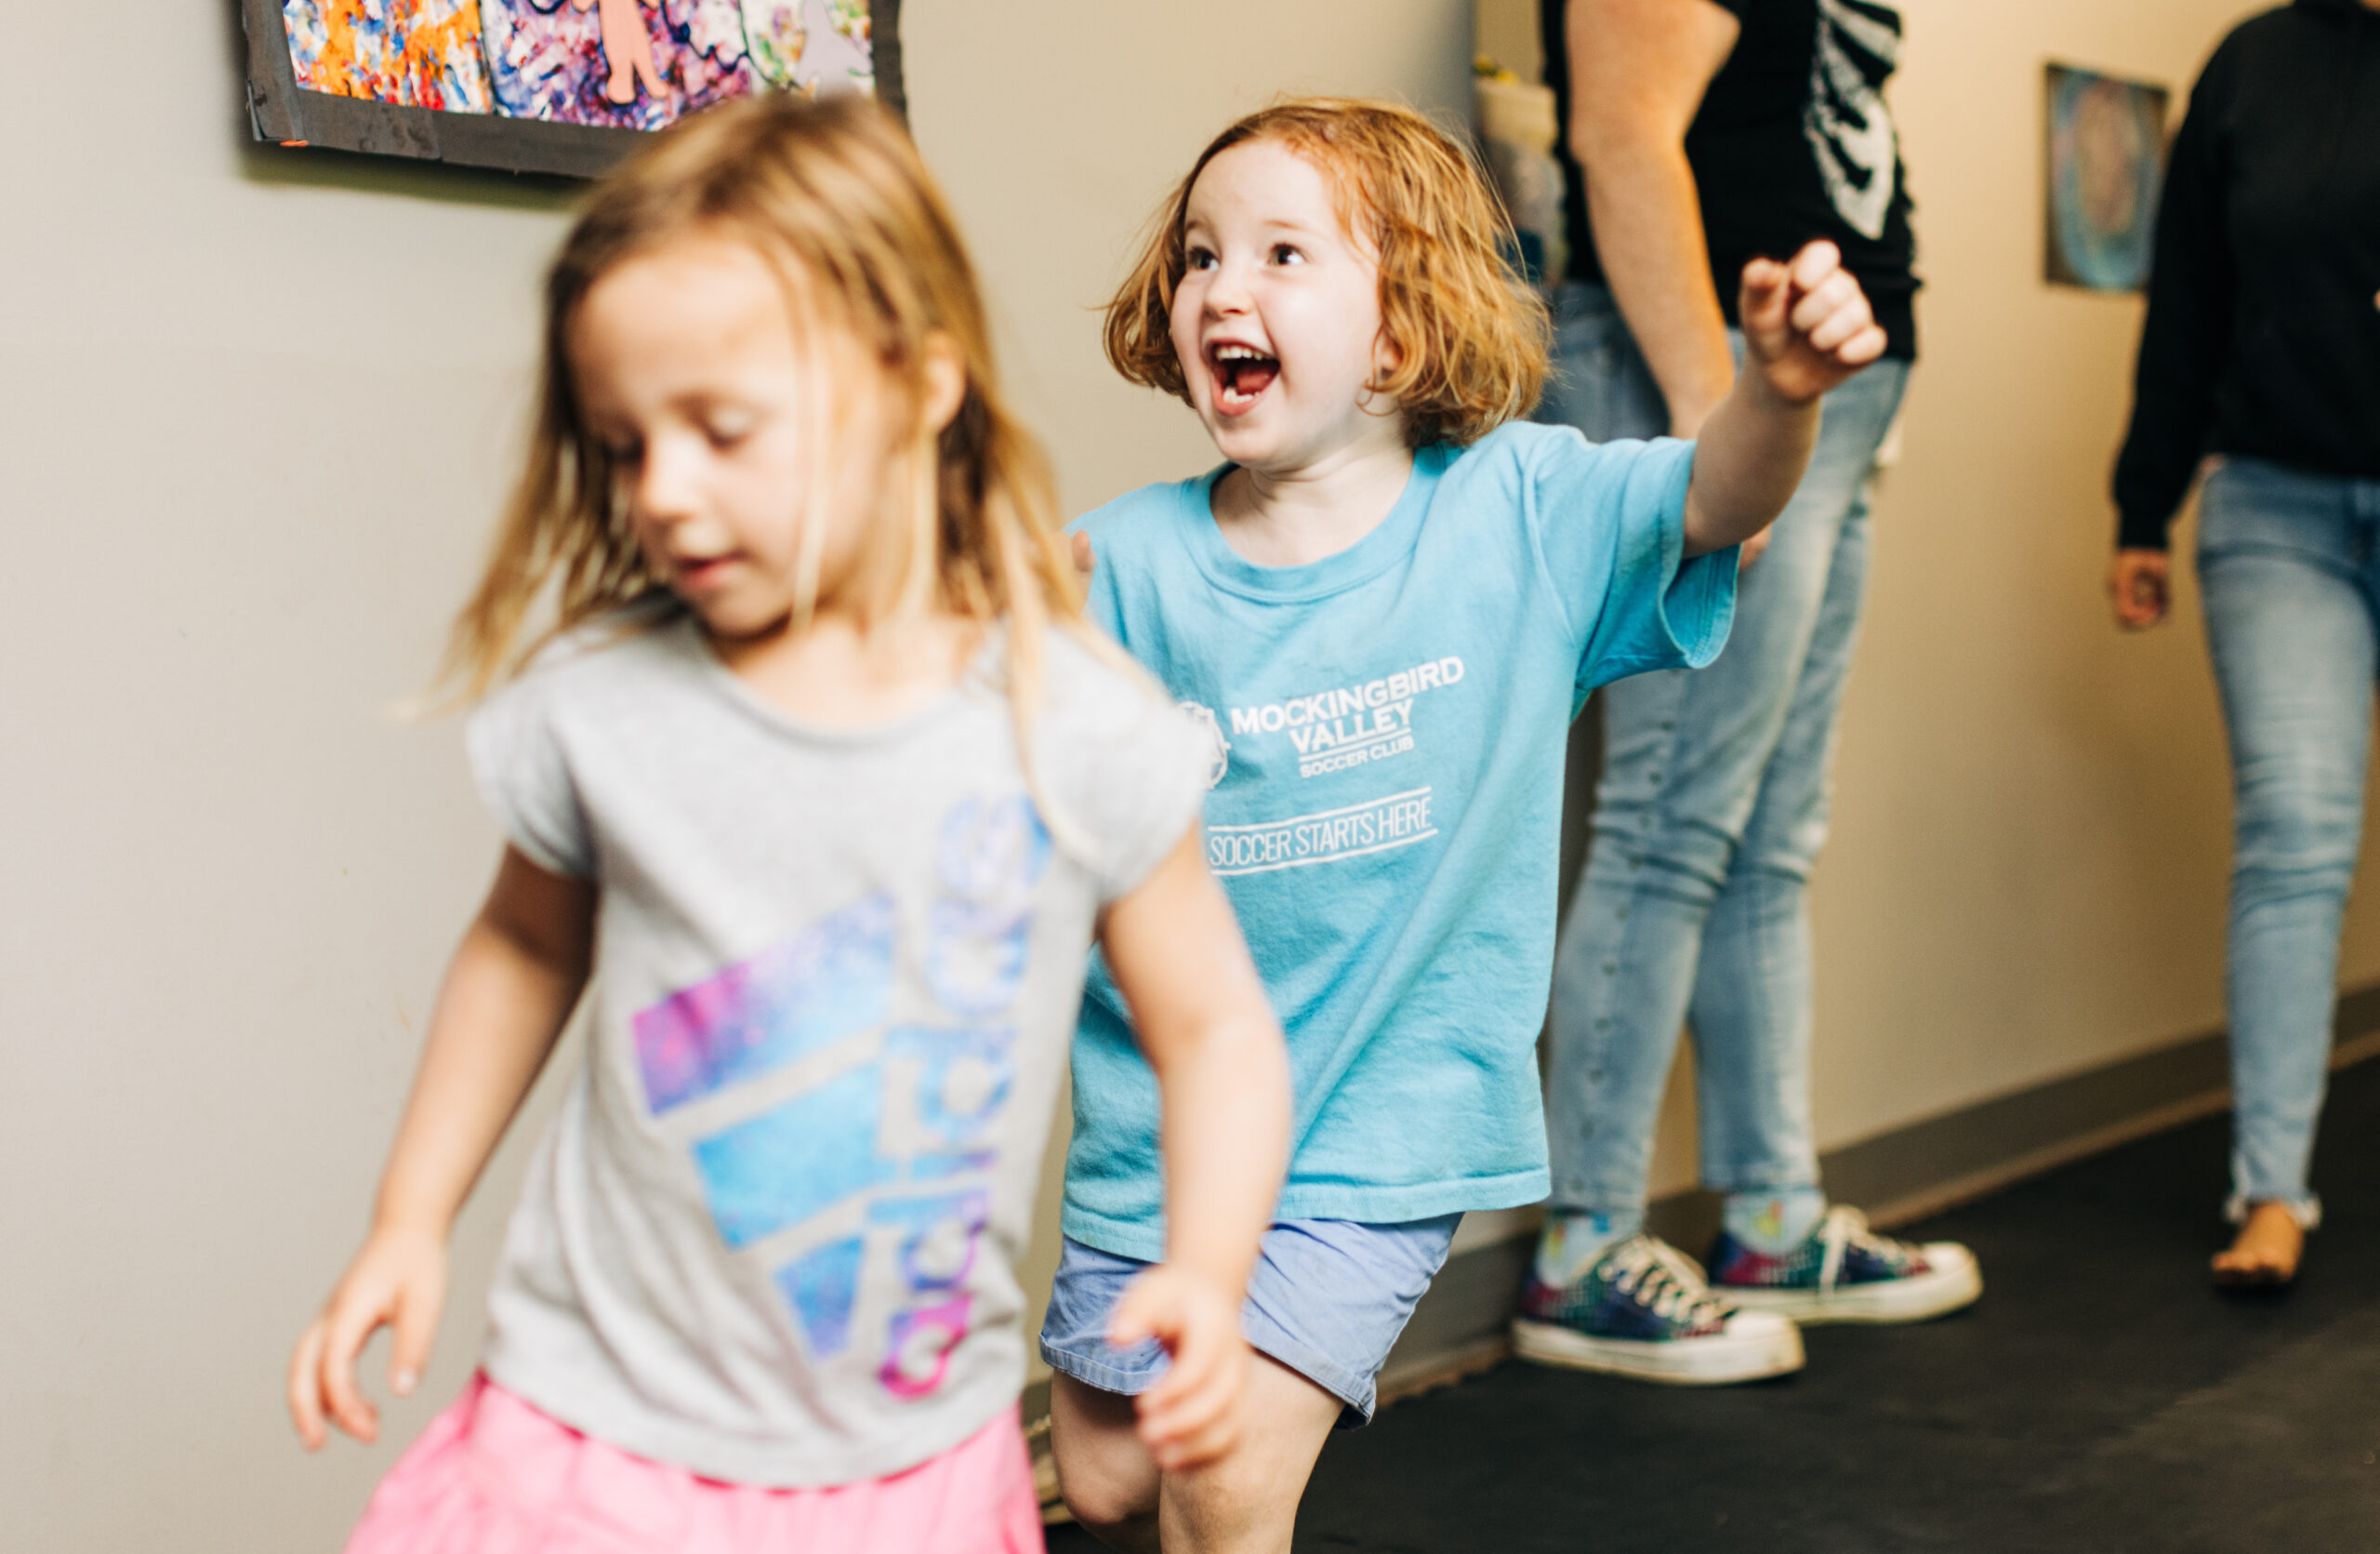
[1204,258,1255,314]
[635,435,701,522]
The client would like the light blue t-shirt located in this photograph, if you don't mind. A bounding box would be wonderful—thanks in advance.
[1064,420,1737,1259]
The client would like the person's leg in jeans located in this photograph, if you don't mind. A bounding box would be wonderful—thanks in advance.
[1532,281,1703,1253]
[1527,325,1976,1370]
[1515,287,1799,1381]
[1675,367,1979,1323]
[1543,371,1903,1235]
[2197,458,2377,1284]
[1685,423,1877,1208]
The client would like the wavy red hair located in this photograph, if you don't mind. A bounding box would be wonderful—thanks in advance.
[1104,98,1549,448]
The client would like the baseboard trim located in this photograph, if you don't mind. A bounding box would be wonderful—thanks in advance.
[1373,982,2380,1396]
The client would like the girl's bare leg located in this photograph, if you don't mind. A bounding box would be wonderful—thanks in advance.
[1052,1354,1343,1554]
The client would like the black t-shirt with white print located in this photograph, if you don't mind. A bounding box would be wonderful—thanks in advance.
[1542,0,1919,360]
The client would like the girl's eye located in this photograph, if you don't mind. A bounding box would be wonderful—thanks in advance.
[604,439,644,468]
[1185,246,1218,272]
[1271,244,1304,266]
[704,416,753,450]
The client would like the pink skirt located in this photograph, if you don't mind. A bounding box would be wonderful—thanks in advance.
[346,1374,1046,1554]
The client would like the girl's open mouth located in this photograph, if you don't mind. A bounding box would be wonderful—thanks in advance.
[1208,342,1280,415]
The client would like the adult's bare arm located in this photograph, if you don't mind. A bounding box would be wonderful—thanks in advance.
[1566,0,1742,436]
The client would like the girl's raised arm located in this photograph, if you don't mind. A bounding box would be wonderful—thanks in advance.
[1094,827,1290,1470]
[287,846,595,1450]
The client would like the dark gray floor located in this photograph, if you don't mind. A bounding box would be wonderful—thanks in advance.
[1051,1057,2380,1552]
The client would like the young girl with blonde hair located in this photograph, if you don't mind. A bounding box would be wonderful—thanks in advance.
[285,94,1289,1553]
[1044,98,1886,1551]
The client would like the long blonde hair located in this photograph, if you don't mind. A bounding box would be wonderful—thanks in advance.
[1105,98,1549,448]
[441,93,1082,751]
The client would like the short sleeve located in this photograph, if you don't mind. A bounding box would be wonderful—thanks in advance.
[1525,428,1739,697]
[464,673,597,879]
[1035,632,1211,906]
[1064,509,1131,643]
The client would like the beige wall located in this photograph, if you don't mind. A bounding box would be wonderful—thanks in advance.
[0,4,1464,1548]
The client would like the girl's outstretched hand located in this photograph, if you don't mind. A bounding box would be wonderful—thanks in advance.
[1739,241,1888,406]
[287,1222,449,1450]
[1109,1262,1250,1472]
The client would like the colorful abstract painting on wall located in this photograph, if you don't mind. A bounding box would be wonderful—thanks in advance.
[2043,63,2171,294]
[278,0,879,134]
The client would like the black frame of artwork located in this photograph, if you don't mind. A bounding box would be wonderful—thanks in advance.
[239,0,905,179]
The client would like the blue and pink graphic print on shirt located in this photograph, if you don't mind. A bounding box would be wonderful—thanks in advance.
[631,794,1047,1401]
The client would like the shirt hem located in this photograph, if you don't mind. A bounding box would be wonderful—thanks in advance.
[1061,1169,1551,1263]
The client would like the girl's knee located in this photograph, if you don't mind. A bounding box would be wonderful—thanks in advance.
[1049,1382,1160,1534]
[1061,1480,1158,1545]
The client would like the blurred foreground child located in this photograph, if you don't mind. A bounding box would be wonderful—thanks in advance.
[287,95,1289,1554]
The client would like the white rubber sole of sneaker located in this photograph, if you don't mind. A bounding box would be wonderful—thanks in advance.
[1719,1243,1983,1325]
[1510,1310,1805,1386]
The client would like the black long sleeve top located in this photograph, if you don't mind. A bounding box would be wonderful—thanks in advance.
[2113,0,2380,551]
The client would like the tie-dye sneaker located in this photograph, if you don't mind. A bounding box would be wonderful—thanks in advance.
[1511,1233,1805,1385]
[1710,1204,1982,1324]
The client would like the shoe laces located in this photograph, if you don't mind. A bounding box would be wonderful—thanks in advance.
[1604,1234,1728,1327]
[1814,1204,1911,1290]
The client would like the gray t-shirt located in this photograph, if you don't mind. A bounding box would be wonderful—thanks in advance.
[464,610,1207,1487]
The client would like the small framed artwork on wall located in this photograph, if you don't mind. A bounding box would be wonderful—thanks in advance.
[241,1,903,179]
[2043,62,2170,294]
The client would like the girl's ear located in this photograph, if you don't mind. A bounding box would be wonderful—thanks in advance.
[919,331,969,435]
[1364,323,1406,405]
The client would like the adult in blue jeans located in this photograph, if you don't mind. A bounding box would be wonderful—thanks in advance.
[2106,0,2380,1287]
[1513,0,1980,1387]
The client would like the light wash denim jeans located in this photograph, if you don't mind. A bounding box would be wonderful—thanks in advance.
[1539,282,1910,1219]
[2197,457,2380,1226]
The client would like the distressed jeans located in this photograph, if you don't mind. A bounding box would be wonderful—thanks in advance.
[1538,282,1910,1218]
[2198,457,2380,1224]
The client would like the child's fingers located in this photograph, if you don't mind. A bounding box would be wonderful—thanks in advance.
[1070,531,1095,578]
[1788,271,1863,340]
[1140,1367,1232,1454]
[1739,258,1792,332]
[1804,299,1875,356]
[1832,324,1889,366]
[387,1276,443,1401]
[1147,1393,1240,1471]
[319,1293,387,1443]
[1105,1274,1175,1350]
[1132,1306,1214,1415]
[1790,239,1844,292]
[1740,256,1791,300]
[1137,1337,1240,1468]
[287,1321,330,1450]
[1143,1368,1242,1468]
